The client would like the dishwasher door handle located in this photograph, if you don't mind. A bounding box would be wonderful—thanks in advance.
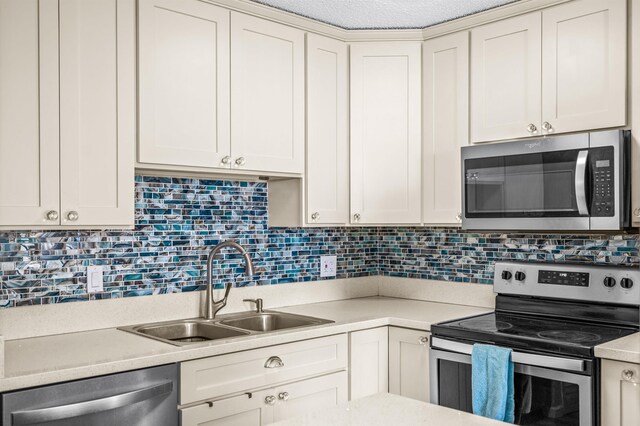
[12,381,173,425]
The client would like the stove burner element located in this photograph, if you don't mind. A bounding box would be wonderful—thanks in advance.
[536,330,601,343]
[458,319,513,332]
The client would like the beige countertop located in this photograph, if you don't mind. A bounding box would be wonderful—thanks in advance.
[272,393,505,426]
[594,332,640,364]
[0,296,490,392]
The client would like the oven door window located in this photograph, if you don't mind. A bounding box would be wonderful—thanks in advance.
[434,357,592,426]
[464,150,584,218]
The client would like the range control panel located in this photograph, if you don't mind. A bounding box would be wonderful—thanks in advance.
[494,261,640,306]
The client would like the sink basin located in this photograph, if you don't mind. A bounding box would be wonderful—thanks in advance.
[122,320,250,346]
[219,312,332,332]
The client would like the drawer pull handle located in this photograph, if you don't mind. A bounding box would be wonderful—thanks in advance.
[622,369,635,381]
[278,392,289,401]
[265,356,285,369]
[265,395,277,406]
[419,336,429,345]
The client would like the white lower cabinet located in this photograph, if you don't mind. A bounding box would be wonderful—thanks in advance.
[601,359,640,426]
[348,327,389,400]
[388,327,430,402]
[180,372,347,426]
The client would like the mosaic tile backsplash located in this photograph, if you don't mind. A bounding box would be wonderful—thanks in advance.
[0,176,638,308]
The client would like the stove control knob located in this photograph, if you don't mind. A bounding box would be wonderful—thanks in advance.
[501,271,513,280]
[603,277,617,288]
[620,278,634,289]
[514,271,526,281]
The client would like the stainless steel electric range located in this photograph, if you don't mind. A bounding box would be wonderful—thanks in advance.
[430,261,640,426]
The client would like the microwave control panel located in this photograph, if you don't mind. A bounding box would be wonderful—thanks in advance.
[590,147,614,217]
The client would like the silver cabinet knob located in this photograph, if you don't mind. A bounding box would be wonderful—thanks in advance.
[278,392,290,401]
[622,369,635,381]
[634,208,640,217]
[419,336,429,345]
[311,212,320,221]
[527,123,538,134]
[221,155,231,165]
[542,121,553,132]
[456,212,462,222]
[45,210,59,221]
[66,211,79,221]
[265,395,277,405]
[264,356,285,369]
[235,157,245,167]
[353,213,361,222]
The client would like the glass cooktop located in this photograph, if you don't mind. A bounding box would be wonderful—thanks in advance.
[431,312,637,358]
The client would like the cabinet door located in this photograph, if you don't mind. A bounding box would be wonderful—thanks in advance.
[349,327,389,400]
[231,12,304,174]
[423,32,469,225]
[272,372,348,422]
[306,34,349,225]
[471,12,542,143]
[138,0,230,169]
[388,327,430,403]
[58,0,135,226]
[180,389,273,426]
[542,0,626,135]
[601,360,640,426]
[0,0,60,227]
[350,42,422,224]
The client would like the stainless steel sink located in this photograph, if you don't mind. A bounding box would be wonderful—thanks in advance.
[120,320,250,346]
[119,311,333,346]
[218,312,331,332]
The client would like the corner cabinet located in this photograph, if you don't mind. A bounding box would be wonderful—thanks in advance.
[350,42,422,225]
[0,0,135,228]
[388,327,430,403]
[349,327,389,400]
[471,0,626,143]
[422,32,469,226]
[601,359,640,426]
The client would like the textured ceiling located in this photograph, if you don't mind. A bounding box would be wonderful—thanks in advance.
[250,0,520,30]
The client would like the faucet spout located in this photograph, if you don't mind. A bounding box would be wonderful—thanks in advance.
[205,240,255,320]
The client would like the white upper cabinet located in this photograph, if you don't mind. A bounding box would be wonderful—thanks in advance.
[423,32,469,225]
[59,0,135,227]
[138,0,230,169]
[231,12,305,174]
[0,0,59,227]
[471,13,542,143]
[350,42,422,224]
[306,34,349,225]
[541,0,626,135]
[0,0,134,228]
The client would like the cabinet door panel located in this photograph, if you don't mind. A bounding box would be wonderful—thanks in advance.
[423,32,469,225]
[349,327,389,400]
[471,13,542,142]
[542,0,626,134]
[180,389,272,426]
[350,43,422,224]
[138,0,230,168]
[389,327,430,403]
[59,0,135,226]
[306,34,349,225]
[0,0,59,226]
[231,12,304,173]
[273,372,348,422]
[600,360,640,426]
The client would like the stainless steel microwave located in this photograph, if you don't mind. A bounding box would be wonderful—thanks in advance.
[461,130,630,231]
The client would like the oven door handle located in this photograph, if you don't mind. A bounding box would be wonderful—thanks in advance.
[431,337,586,373]
[575,150,589,216]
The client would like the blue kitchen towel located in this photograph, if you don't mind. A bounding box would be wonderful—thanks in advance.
[472,343,515,423]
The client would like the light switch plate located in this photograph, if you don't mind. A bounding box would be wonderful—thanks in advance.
[87,265,104,293]
[320,255,337,278]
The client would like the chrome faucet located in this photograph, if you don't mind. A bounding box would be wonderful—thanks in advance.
[205,240,255,320]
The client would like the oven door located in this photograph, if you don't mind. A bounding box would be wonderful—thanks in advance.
[430,339,593,426]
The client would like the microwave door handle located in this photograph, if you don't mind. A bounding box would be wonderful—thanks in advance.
[575,150,589,216]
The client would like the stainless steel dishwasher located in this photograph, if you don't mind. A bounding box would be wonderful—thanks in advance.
[1,364,178,426]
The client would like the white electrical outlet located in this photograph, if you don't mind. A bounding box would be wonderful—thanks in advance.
[320,255,337,278]
[87,265,104,293]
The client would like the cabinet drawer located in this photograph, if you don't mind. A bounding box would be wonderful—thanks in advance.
[180,334,348,404]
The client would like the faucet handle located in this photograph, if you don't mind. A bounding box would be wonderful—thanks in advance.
[243,298,264,313]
